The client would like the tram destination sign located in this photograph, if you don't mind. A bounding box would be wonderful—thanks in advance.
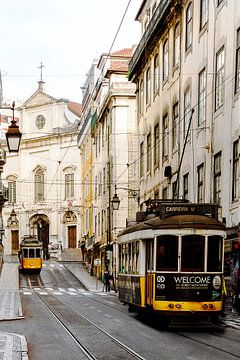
[159,203,218,219]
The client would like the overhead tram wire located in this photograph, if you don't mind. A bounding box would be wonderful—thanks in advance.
[45,0,133,198]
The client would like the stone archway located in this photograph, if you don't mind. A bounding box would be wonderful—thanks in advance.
[29,214,50,251]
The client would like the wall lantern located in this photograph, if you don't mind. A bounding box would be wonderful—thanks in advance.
[10,208,17,225]
[6,101,22,153]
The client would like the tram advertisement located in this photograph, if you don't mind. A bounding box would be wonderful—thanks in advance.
[155,273,222,301]
[118,275,141,305]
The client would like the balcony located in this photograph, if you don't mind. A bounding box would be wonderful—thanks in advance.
[129,0,176,80]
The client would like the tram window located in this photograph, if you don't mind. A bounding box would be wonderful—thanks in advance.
[181,235,204,272]
[36,249,41,258]
[207,236,222,272]
[29,249,35,258]
[23,249,28,258]
[156,235,178,271]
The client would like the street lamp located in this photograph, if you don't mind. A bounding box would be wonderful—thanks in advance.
[5,101,22,153]
[111,185,139,211]
[111,186,120,211]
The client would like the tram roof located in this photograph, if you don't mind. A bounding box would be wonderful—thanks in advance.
[20,235,42,247]
[118,214,226,237]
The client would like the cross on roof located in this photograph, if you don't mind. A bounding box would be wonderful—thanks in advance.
[38,62,45,81]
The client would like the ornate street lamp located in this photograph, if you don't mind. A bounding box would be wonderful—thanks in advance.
[111,186,120,211]
[5,101,22,153]
[111,185,139,211]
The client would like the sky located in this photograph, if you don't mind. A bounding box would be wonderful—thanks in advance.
[0,0,141,104]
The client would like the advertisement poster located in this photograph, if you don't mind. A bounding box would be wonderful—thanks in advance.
[118,275,141,305]
[155,273,222,301]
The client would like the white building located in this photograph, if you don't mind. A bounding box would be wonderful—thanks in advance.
[128,0,239,243]
[2,81,82,256]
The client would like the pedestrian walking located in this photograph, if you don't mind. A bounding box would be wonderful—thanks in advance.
[102,271,110,292]
[109,272,115,292]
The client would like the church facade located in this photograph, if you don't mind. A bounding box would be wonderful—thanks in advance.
[2,81,82,257]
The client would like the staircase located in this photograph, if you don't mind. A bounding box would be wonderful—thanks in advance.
[60,248,83,262]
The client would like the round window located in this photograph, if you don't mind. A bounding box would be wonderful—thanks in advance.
[35,115,45,129]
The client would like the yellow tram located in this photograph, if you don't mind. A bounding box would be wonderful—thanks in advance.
[117,201,226,324]
[19,235,43,273]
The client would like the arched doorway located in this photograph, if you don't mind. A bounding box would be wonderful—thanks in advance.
[29,214,49,252]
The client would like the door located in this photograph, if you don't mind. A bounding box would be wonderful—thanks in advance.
[68,226,76,248]
[11,230,19,252]
[37,220,49,251]
[146,239,154,306]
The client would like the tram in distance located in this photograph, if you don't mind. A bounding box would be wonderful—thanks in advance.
[18,235,43,273]
[117,200,226,325]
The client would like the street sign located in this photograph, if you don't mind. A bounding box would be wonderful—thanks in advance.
[94,258,101,266]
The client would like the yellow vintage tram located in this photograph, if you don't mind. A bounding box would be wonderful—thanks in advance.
[19,235,43,273]
[117,201,226,324]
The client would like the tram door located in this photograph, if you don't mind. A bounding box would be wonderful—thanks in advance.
[146,239,154,306]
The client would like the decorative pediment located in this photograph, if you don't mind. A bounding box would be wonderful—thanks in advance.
[20,90,58,109]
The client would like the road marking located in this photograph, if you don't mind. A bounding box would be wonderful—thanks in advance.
[105,314,112,318]
[39,292,48,295]
[23,292,32,295]
[113,318,122,323]
[53,292,62,295]
[45,287,53,291]
[67,292,78,295]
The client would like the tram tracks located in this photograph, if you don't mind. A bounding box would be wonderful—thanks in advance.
[175,330,240,359]
[24,275,146,360]
[24,272,240,360]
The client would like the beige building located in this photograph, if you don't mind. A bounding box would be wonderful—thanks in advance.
[129,0,239,242]
[2,81,82,256]
[79,49,138,279]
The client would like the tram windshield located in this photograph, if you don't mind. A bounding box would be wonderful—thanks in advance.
[156,235,178,271]
[207,236,222,272]
[181,235,204,272]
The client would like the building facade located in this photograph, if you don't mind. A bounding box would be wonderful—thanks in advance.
[129,0,240,284]
[78,49,137,280]
[2,81,82,257]
[129,0,239,232]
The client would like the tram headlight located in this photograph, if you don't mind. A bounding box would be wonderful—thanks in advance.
[168,304,174,309]
[208,304,213,309]
[202,304,208,309]
[175,304,182,309]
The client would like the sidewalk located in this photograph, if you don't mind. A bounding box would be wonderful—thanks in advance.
[0,256,28,360]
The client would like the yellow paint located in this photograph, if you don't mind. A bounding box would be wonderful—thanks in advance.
[152,300,222,312]
[23,258,42,270]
